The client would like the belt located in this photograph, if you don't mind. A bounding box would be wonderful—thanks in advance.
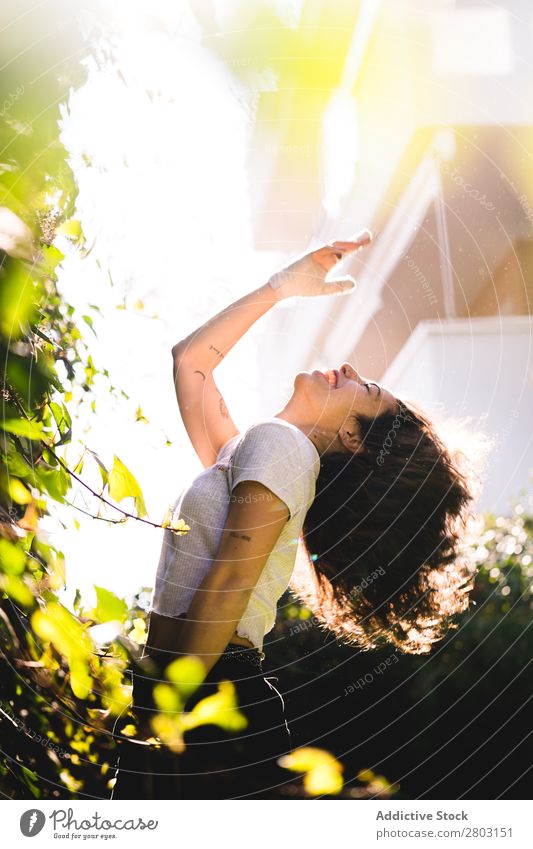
[171,613,266,669]
[219,643,266,669]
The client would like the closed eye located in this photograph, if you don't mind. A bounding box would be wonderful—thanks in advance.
[365,381,382,396]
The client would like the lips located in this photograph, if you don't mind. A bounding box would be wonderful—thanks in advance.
[323,369,338,388]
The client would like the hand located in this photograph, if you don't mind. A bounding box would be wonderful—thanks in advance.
[267,228,372,301]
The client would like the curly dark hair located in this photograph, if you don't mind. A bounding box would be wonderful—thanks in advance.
[293,400,476,654]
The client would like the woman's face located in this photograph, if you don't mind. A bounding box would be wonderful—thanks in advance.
[293,361,398,430]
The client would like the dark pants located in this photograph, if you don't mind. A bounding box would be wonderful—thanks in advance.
[112,653,292,800]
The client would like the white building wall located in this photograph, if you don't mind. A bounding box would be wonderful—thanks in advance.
[382,317,533,514]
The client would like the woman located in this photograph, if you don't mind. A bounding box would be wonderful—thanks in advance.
[113,230,475,800]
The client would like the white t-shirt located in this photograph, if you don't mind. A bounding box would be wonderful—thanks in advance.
[150,417,320,651]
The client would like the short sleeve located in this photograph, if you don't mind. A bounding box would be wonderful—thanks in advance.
[216,433,240,463]
[229,422,315,520]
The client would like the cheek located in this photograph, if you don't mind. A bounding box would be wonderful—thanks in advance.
[340,386,362,413]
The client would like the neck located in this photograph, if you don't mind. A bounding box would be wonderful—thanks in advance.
[273,406,342,456]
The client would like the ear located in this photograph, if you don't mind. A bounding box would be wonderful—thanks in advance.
[338,422,364,454]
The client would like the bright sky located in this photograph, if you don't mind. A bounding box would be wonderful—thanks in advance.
[47,0,289,612]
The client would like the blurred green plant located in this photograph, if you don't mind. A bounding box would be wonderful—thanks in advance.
[279,746,344,796]
[0,2,243,800]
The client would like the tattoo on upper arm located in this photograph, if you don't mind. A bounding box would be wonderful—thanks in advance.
[208,344,224,360]
[217,389,229,419]
[229,531,252,542]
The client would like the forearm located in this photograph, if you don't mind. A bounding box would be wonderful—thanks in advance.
[172,281,279,374]
[174,576,253,675]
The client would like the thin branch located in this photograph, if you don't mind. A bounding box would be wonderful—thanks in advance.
[5,391,181,534]
[64,499,129,526]
[45,444,166,530]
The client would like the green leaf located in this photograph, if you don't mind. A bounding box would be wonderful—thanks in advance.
[165,656,205,700]
[0,538,26,575]
[49,400,71,433]
[1,418,44,440]
[0,574,35,609]
[56,218,83,240]
[31,602,94,699]
[4,446,34,477]
[128,617,147,645]
[161,508,190,535]
[2,344,50,409]
[48,400,72,446]
[0,259,42,339]
[182,681,248,733]
[41,243,65,272]
[93,585,128,623]
[82,314,96,335]
[108,455,147,517]
[153,683,181,713]
[20,765,40,798]
[36,467,70,503]
[86,448,108,487]
[5,477,32,504]
[278,747,344,796]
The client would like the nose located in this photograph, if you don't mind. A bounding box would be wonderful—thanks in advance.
[339,362,361,383]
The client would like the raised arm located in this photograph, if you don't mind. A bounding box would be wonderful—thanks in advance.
[172,231,371,467]
[171,281,278,467]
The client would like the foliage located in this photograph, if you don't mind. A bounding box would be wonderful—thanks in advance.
[0,2,132,799]
[0,3,243,800]
[279,746,344,796]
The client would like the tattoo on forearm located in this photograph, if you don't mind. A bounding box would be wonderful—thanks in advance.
[193,369,206,381]
[208,344,224,359]
[229,531,252,542]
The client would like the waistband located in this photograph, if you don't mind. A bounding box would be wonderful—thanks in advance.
[219,642,266,669]
[129,644,267,714]
[170,613,266,669]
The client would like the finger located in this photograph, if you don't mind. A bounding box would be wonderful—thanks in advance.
[321,246,354,264]
[347,227,373,243]
[322,278,356,296]
[329,228,373,253]
[311,247,341,272]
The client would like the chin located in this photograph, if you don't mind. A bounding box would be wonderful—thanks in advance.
[293,370,326,407]
[293,370,310,385]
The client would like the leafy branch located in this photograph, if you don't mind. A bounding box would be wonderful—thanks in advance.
[45,443,189,535]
